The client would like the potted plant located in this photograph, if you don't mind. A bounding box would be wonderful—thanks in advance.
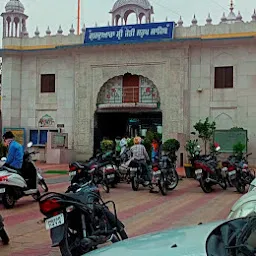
[193,117,216,155]
[184,139,200,178]
[233,142,246,161]
[162,139,180,163]
[100,139,114,153]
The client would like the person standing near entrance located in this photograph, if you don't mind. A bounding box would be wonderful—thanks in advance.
[120,135,128,155]
[151,139,159,163]
[115,136,121,156]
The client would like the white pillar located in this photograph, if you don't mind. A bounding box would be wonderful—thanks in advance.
[19,19,22,37]
[11,17,14,37]
[3,19,5,37]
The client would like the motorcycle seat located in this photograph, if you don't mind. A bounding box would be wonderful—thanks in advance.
[66,187,98,205]
[2,166,21,175]
[75,162,91,170]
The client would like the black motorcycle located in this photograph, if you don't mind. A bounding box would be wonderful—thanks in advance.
[233,153,255,193]
[69,151,120,193]
[39,180,128,256]
[145,153,179,196]
[0,214,9,245]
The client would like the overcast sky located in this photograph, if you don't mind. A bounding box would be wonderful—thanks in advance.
[0,0,255,39]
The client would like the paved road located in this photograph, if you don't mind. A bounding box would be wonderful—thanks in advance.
[0,174,242,256]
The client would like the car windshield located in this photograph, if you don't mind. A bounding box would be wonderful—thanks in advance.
[206,215,256,256]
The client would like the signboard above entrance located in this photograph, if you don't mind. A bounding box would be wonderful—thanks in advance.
[84,22,175,45]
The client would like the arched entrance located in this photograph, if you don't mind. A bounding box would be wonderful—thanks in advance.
[94,73,162,151]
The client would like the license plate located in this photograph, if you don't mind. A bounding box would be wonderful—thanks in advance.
[228,170,236,176]
[195,169,203,175]
[69,171,76,176]
[45,213,64,230]
[107,174,115,179]
[0,188,5,193]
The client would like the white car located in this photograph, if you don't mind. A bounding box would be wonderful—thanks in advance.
[227,178,256,220]
[248,178,256,192]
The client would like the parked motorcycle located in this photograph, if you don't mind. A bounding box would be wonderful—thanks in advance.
[118,148,132,183]
[151,153,179,195]
[194,144,227,193]
[69,151,120,193]
[225,153,255,193]
[39,180,128,256]
[0,142,48,209]
[0,214,9,245]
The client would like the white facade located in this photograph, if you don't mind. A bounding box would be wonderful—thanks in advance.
[2,0,256,163]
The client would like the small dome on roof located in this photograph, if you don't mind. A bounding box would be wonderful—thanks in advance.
[5,0,24,13]
[111,0,152,12]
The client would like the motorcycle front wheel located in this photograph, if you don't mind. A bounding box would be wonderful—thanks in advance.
[235,180,246,194]
[199,175,213,193]
[131,176,139,191]
[167,169,179,191]
[158,173,167,196]
[101,180,110,193]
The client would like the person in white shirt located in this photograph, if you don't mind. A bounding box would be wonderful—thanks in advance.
[120,135,128,155]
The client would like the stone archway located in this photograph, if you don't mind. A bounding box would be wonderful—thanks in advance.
[93,74,162,153]
[96,74,160,106]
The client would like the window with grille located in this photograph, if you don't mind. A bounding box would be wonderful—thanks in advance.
[41,74,55,93]
[214,66,233,89]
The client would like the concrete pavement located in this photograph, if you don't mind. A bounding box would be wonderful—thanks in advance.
[0,164,242,255]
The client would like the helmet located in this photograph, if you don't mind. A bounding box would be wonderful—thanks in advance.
[134,136,142,144]
[3,131,15,140]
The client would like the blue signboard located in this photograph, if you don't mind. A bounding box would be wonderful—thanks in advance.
[84,22,175,45]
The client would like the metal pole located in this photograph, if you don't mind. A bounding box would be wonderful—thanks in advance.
[77,0,81,35]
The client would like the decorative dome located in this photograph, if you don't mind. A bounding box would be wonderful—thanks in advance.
[206,13,212,25]
[5,0,24,13]
[226,0,236,23]
[111,0,152,12]
[177,16,183,27]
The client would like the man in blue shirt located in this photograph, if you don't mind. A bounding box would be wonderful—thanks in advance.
[2,131,24,170]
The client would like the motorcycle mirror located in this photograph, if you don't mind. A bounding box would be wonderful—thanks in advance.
[216,146,221,151]
[27,142,33,148]
[1,157,7,162]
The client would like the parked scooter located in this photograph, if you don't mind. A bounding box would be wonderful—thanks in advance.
[0,214,9,245]
[0,142,48,209]
[194,143,227,193]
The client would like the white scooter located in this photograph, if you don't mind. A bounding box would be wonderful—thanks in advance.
[0,141,48,209]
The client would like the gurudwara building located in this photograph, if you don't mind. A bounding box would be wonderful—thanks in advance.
[1,0,256,164]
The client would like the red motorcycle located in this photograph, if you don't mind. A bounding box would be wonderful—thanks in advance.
[222,153,255,193]
[194,144,227,193]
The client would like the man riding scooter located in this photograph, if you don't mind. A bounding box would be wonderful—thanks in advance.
[2,131,23,171]
[2,131,36,189]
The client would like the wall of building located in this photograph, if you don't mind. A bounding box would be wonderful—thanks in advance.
[1,53,75,150]
[72,45,189,160]
[2,20,256,162]
[190,42,256,163]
